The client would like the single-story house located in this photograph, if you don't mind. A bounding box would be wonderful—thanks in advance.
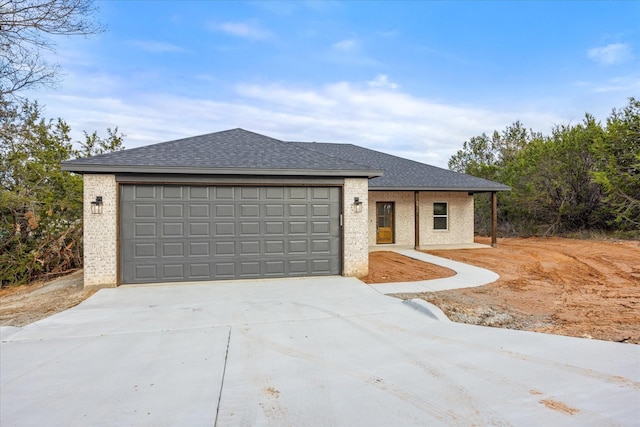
[61,128,510,288]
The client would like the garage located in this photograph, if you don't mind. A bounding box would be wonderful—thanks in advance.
[120,184,341,284]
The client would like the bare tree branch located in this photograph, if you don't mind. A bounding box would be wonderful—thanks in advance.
[0,0,103,97]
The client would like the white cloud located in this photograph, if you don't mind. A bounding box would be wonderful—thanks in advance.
[35,79,563,169]
[572,74,640,93]
[368,74,398,90]
[213,21,272,40]
[129,40,189,53]
[332,39,358,52]
[587,43,633,65]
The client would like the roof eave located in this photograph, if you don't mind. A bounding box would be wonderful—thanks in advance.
[61,163,384,178]
[368,186,511,192]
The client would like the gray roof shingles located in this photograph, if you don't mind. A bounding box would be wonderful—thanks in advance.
[62,128,509,192]
[294,141,510,192]
[62,128,381,177]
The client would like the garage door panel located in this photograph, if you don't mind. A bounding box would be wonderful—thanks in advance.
[189,223,209,237]
[312,259,331,274]
[241,187,259,199]
[312,221,330,234]
[240,204,259,217]
[134,185,156,199]
[265,222,284,235]
[215,262,235,277]
[134,264,157,281]
[162,186,183,198]
[215,205,234,217]
[189,186,209,199]
[240,261,260,277]
[163,264,184,278]
[241,222,260,235]
[240,241,260,255]
[311,240,330,253]
[215,241,235,256]
[265,240,284,254]
[289,260,308,274]
[289,188,307,199]
[215,222,235,236]
[135,204,156,218]
[163,223,183,237]
[189,204,209,218]
[162,242,184,257]
[121,185,340,284]
[162,204,183,218]
[134,243,156,258]
[289,222,307,234]
[190,263,210,278]
[189,242,210,256]
[135,223,156,237]
[265,204,284,217]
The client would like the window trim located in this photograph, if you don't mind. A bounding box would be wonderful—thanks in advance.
[433,202,448,231]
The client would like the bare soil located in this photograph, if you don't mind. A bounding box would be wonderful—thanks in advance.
[363,237,640,344]
[0,270,95,327]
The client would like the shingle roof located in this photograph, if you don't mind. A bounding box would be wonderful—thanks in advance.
[62,128,510,192]
[61,129,382,178]
[293,142,511,192]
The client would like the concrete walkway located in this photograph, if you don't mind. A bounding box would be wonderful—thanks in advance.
[370,249,500,294]
[1,276,639,426]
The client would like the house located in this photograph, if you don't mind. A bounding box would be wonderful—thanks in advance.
[61,128,510,288]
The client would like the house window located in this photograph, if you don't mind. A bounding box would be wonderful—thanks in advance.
[433,202,448,230]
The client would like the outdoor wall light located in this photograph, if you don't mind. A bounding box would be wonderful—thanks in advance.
[90,196,103,214]
[354,196,363,213]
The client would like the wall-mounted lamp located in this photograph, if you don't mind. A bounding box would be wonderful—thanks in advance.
[353,196,363,213]
[90,196,103,214]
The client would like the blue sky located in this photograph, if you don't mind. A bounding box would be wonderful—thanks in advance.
[27,0,639,168]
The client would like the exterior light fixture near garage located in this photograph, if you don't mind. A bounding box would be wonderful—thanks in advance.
[354,197,363,213]
[90,196,103,214]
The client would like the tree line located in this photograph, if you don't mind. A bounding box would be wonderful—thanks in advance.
[0,97,123,286]
[449,98,639,238]
[1,0,106,287]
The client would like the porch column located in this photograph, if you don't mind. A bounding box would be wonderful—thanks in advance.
[491,191,498,248]
[414,191,420,249]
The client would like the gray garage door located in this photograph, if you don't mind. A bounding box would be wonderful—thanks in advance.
[120,185,341,284]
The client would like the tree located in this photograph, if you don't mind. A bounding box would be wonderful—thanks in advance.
[504,116,606,235]
[450,100,639,238]
[0,96,123,286]
[592,98,640,231]
[448,121,541,235]
[0,0,103,97]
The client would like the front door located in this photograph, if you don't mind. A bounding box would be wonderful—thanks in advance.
[376,202,394,244]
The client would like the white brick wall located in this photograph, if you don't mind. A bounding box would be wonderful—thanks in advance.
[368,191,415,246]
[83,174,118,288]
[367,191,475,248]
[342,178,369,277]
[419,192,474,246]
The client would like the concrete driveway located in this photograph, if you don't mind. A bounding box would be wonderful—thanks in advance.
[1,277,639,426]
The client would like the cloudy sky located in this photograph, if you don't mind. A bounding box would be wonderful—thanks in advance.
[26,1,639,168]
